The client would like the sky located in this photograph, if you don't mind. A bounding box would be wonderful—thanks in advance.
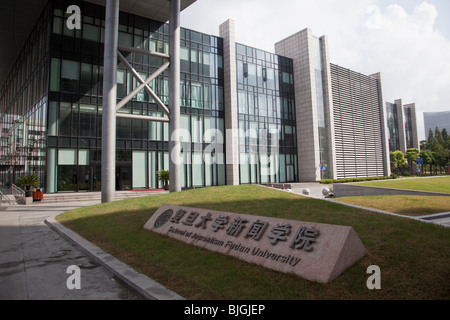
[181,0,450,141]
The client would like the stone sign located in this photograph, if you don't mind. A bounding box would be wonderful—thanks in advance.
[144,204,367,283]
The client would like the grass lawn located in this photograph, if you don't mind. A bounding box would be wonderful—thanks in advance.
[56,185,450,300]
[352,176,450,194]
[334,195,450,216]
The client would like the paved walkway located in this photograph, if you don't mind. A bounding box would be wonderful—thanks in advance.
[285,184,450,228]
[0,197,181,300]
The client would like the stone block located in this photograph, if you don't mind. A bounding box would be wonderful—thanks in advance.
[145,205,367,283]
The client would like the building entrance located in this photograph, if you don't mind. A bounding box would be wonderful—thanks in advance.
[116,162,132,191]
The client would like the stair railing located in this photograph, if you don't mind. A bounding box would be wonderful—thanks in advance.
[11,184,25,205]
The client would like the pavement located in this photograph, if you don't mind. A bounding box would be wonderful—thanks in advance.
[285,183,450,228]
[0,194,183,300]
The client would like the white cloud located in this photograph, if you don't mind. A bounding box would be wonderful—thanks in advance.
[182,1,450,140]
[350,1,450,140]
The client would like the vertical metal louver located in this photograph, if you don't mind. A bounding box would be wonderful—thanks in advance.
[330,64,385,179]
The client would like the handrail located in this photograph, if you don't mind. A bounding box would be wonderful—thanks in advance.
[11,184,25,205]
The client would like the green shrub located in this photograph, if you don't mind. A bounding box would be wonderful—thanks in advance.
[318,176,395,185]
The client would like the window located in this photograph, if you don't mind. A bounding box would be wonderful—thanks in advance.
[181,47,190,72]
[118,32,133,47]
[61,60,80,93]
[80,63,92,95]
[191,82,203,108]
[238,90,248,114]
[117,70,126,99]
[79,104,97,137]
[247,63,257,86]
[258,94,267,117]
[50,58,60,91]
[58,149,77,165]
[83,24,100,42]
[59,102,72,136]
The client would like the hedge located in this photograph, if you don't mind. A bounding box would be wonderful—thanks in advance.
[319,175,397,185]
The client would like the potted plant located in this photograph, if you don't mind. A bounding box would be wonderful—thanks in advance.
[157,170,169,190]
[16,174,40,197]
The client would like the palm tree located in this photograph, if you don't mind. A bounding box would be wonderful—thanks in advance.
[157,170,169,190]
[16,174,40,196]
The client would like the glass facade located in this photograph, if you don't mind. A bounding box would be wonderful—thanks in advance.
[0,3,51,188]
[424,111,450,140]
[404,107,414,150]
[236,43,298,184]
[1,0,225,193]
[386,102,400,152]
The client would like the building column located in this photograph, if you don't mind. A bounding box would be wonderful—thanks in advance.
[169,0,181,193]
[101,0,120,203]
[219,19,239,185]
[404,103,419,150]
[394,99,407,153]
[275,29,321,182]
[320,35,337,180]
[372,73,392,176]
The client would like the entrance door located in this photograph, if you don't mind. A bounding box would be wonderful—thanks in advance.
[116,163,132,190]
[287,165,295,182]
[58,166,78,192]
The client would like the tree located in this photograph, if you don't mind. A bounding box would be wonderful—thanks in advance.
[16,174,40,197]
[435,127,444,146]
[157,170,170,190]
[421,127,450,174]
[420,150,434,175]
[390,150,406,175]
[427,129,440,152]
[442,128,449,144]
[390,152,397,173]
[406,148,420,175]
[16,174,40,190]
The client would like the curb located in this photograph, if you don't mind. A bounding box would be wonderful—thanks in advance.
[45,215,185,300]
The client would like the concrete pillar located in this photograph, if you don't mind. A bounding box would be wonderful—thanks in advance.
[101,0,120,203]
[275,29,321,182]
[169,0,181,193]
[219,19,240,185]
[372,73,392,176]
[404,103,419,150]
[394,99,407,153]
[320,35,338,180]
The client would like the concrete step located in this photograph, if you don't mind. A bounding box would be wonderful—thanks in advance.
[40,190,168,204]
[264,182,322,190]
[1,194,21,206]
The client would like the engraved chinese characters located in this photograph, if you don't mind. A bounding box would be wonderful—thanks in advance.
[144,205,367,283]
[158,208,320,252]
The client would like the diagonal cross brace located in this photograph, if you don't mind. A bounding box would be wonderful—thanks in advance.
[116,50,171,116]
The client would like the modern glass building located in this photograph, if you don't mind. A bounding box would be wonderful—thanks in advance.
[235,43,298,184]
[386,99,419,153]
[1,0,225,193]
[2,1,421,194]
[386,102,401,152]
[424,111,450,139]
[0,2,52,191]
[276,29,391,180]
